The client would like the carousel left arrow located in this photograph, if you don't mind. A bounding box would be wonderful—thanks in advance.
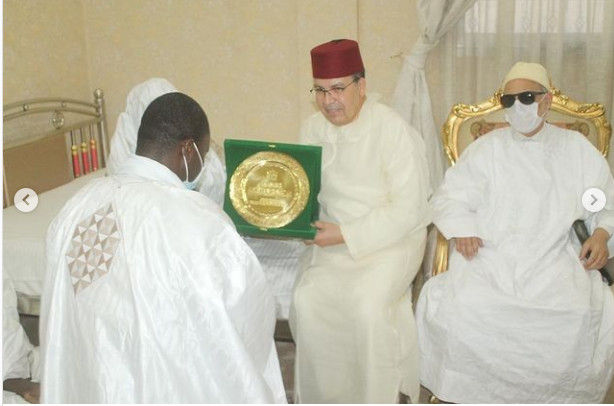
[14,188,38,213]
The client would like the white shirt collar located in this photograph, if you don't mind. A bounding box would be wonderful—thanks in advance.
[510,122,550,142]
[116,154,185,189]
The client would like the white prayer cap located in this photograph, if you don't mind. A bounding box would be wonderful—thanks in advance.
[502,62,551,90]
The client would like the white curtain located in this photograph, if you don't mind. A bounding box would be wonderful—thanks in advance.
[392,0,477,283]
[427,0,614,168]
[392,0,477,191]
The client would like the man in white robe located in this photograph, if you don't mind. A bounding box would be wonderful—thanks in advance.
[3,269,40,404]
[416,62,614,403]
[289,39,431,404]
[40,92,286,403]
[108,78,303,322]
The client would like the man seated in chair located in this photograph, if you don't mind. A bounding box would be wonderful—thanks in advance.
[416,62,614,403]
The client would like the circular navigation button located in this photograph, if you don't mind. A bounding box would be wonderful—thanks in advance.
[582,188,606,213]
[14,188,39,213]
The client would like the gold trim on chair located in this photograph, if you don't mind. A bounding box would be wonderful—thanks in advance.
[442,91,503,165]
[432,230,450,277]
[442,87,611,166]
[549,88,611,156]
[433,86,612,276]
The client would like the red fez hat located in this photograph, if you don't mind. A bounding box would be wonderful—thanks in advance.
[311,39,365,79]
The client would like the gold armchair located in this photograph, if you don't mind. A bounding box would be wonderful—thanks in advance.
[432,86,612,276]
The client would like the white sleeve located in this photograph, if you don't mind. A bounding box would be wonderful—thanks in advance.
[341,125,431,259]
[2,269,34,380]
[572,135,614,255]
[431,139,492,239]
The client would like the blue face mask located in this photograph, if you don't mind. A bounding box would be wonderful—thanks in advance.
[182,142,205,190]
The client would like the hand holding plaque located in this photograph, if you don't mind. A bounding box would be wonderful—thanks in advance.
[223,139,322,239]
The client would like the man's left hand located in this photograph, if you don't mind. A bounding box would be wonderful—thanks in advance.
[3,378,40,404]
[580,227,610,270]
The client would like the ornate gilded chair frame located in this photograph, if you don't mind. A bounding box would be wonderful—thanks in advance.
[433,86,612,276]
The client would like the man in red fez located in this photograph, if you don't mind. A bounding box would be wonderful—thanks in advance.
[289,39,431,404]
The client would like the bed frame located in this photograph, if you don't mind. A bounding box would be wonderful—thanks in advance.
[3,88,110,338]
[3,89,110,207]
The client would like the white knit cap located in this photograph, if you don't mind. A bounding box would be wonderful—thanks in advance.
[502,62,551,90]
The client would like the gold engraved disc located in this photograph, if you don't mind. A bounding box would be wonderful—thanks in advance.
[229,151,310,229]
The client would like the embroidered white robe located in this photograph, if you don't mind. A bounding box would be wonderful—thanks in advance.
[417,124,614,403]
[289,94,431,403]
[40,155,286,404]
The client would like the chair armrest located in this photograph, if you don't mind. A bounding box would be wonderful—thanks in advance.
[433,228,450,276]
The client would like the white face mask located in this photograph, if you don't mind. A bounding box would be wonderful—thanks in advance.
[182,142,205,190]
[504,98,546,134]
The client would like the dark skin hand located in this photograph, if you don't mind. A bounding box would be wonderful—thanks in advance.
[3,378,40,403]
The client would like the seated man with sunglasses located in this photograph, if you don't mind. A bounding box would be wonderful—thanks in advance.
[415,62,614,403]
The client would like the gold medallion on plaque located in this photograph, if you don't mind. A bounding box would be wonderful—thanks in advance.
[229,151,310,229]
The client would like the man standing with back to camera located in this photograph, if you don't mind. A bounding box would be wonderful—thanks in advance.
[40,92,286,403]
[289,39,431,403]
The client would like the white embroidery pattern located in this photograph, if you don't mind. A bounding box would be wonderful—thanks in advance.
[66,203,120,294]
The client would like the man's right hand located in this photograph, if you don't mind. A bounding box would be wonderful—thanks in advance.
[455,236,483,260]
[308,220,344,247]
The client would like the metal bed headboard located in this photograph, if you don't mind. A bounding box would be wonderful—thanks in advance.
[3,89,109,207]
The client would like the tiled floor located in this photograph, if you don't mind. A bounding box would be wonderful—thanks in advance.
[275,340,296,403]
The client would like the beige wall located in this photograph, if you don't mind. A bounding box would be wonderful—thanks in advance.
[3,0,91,101]
[4,0,419,147]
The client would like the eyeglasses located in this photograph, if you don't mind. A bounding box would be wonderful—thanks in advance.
[500,91,546,108]
[310,78,359,97]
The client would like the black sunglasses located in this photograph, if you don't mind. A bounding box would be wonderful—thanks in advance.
[500,91,546,108]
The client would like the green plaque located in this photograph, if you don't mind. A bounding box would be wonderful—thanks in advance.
[223,139,322,239]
